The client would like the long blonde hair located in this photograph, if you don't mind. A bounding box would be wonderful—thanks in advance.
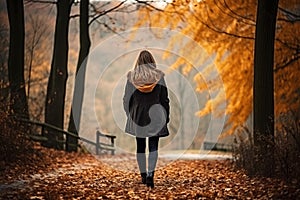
[130,50,162,85]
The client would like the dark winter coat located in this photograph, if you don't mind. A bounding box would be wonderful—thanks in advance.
[123,71,170,138]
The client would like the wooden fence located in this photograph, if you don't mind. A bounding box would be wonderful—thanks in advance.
[18,118,116,155]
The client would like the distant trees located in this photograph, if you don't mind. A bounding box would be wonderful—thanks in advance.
[25,12,49,107]
[0,13,10,105]
[24,9,53,121]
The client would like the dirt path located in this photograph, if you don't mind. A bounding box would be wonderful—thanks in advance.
[1,151,299,199]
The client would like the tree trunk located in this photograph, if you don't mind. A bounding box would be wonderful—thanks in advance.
[6,0,29,120]
[253,0,279,177]
[43,0,73,149]
[66,0,91,152]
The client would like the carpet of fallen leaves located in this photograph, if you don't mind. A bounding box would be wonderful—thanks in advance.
[1,144,299,199]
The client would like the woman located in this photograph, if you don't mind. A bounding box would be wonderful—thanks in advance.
[123,50,170,188]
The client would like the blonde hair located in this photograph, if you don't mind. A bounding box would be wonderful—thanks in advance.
[131,50,162,85]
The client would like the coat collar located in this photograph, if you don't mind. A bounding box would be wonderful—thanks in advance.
[127,70,164,93]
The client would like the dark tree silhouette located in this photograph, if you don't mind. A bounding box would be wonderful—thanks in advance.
[66,0,91,152]
[43,0,73,149]
[6,0,29,119]
[253,0,279,177]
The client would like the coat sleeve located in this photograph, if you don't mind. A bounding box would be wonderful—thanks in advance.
[160,78,170,123]
[123,79,134,116]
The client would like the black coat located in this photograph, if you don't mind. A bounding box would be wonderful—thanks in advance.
[123,72,170,138]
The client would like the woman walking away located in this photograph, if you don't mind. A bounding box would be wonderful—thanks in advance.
[123,50,170,188]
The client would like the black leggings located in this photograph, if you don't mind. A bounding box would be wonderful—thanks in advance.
[136,137,159,174]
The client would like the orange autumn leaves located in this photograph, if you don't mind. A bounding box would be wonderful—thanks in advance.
[135,0,300,135]
[1,146,299,199]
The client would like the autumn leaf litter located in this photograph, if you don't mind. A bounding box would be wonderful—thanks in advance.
[0,145,299,199]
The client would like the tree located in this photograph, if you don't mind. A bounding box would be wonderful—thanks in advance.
[66,0,91,152]
[66,1,137,151]
[6,0,29,119]
[43,0,73,149]
[25,12,49,103]
[24,8,53,121]
[253,0,279,177]
[0,24,10,105]
[135,0,300,135]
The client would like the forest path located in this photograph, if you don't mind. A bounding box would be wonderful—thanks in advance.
[0,147,299,199]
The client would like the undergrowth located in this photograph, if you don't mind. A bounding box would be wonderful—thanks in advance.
[233,110,300,185]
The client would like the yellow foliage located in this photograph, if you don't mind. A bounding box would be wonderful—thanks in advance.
[135,0,300,135]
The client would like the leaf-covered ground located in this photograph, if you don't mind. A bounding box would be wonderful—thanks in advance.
[0,145,299,199]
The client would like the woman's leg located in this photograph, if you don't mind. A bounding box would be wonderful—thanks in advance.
[146,136,159,188]
[148,136,159,173]
[136,137,146,174]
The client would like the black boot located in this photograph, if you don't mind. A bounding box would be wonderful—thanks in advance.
[141,173,147,184]
[146,172,154,188]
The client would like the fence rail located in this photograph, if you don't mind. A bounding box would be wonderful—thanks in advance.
[203,141,233,152]
[18,118,116,155]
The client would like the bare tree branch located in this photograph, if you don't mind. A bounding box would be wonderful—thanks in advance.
[279,7,300,18]
[135,0,164,12]
[276,38,299,51]
[275,53,300,72]
[89,1,126,26]
[24,0,57,5]
[223,0,255,25]
[94,19,126,38]
[70,14,80,19]
[194,3,255,40]
[277,17,300,23]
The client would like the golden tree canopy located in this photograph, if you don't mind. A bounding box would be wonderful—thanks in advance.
[135,0,300,135]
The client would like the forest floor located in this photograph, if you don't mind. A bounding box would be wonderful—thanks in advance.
[0,144,299,199]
